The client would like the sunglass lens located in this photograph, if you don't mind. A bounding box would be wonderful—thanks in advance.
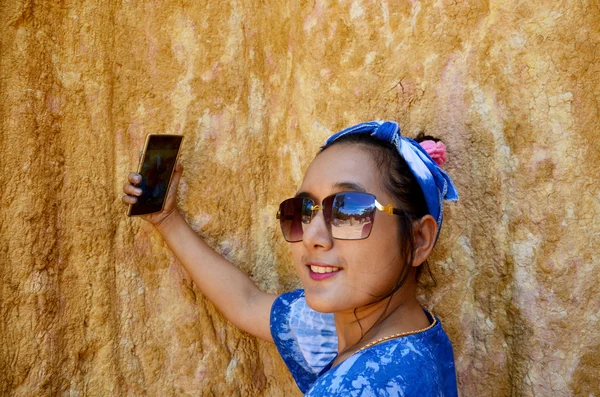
[324,192,376,240]
[278,198,313,242]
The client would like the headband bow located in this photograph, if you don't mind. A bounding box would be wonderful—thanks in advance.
[323,120,459,239]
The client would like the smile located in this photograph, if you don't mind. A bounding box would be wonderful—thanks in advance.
[307,264,342,280]
[310,265,341,273]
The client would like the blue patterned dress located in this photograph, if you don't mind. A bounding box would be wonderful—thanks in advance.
[270,289,458,396]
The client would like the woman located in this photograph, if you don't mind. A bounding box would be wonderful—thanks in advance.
[122,120,459,396]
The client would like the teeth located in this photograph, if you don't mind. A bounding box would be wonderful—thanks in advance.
[310,265,341,274]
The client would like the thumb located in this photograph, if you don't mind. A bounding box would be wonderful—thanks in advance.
[171,162,184,186]
[174,162,183,174]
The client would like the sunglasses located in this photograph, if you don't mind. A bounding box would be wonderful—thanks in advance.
[276,191,403,242]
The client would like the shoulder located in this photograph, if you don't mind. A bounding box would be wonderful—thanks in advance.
[270,289,335,338]
[306,316,457,397]
[270,289,306,323]
[269,289,337,393]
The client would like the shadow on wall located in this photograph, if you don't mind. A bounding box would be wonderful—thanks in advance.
[571,344,600,395]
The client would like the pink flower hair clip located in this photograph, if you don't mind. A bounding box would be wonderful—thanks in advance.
[419,140,447,167]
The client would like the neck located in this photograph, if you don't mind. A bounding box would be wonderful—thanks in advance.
[333,283,425,356]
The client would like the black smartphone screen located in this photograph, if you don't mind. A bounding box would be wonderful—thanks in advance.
[129,135,183,216]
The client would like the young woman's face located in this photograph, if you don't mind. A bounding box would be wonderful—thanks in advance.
[291,143,408,313]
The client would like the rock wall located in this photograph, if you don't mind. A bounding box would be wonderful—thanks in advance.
[1,0,598,396]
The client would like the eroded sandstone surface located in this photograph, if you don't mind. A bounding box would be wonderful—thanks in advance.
[1,1,598,396]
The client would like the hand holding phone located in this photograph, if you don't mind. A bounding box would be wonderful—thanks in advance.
[123,134,184,221]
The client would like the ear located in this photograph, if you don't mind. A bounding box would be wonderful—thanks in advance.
[412,215,438,267]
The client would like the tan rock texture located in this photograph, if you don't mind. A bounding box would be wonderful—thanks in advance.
[1,0,599,396]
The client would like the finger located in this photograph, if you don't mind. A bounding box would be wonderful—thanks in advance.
[128,172,142,184]
[123,183,143,196]
[121,194,137,204]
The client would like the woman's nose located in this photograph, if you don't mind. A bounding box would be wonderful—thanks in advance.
[302,210,333,250]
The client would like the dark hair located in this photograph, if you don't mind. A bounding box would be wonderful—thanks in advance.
[319,132,440,342]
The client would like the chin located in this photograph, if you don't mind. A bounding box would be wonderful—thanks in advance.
[304,295,336,313]
[302,287,347,314]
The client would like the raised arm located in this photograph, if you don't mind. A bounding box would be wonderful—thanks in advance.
[154,210,276,342]
[122,164,277,342]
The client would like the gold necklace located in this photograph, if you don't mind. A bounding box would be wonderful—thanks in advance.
[357,307,437,352]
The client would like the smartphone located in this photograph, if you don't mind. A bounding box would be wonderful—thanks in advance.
[127,134,184,217]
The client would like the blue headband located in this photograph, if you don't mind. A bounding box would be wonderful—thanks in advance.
[323,120,459,237]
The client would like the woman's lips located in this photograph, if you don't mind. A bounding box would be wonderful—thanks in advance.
[307,264,342,280]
